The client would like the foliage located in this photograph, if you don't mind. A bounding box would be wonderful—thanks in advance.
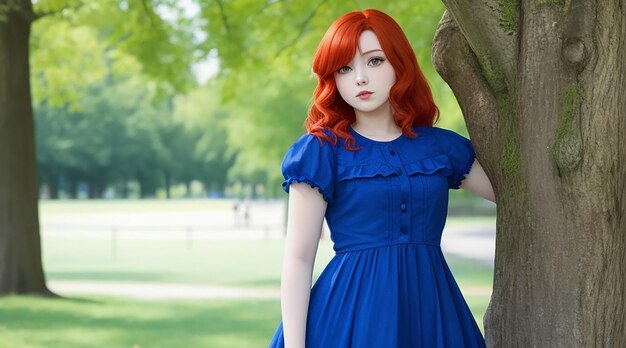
[26,0,468,197]
[197,0,468,182]
[34,48,236,198]
[30,17,108,108]
[31,0,197,108]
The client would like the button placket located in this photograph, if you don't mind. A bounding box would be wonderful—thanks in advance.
[384,143,410,239]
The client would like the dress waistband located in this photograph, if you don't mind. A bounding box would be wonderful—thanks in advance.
[335,241,441,254]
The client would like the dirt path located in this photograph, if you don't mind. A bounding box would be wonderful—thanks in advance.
[48,280,492,300]
[48,280,281,300]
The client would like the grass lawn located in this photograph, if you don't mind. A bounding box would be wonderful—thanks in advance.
[0,200,494,347]
[0,294,490,348]
[0,296,279,348]
[38,198,237,214]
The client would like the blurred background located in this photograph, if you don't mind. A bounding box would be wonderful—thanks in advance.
[1,0,496,347]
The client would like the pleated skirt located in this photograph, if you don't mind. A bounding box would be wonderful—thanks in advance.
[269,243,486,348]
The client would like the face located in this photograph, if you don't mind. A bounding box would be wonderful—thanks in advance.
[334,30,396,116]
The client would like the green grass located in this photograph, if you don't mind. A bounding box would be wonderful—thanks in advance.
[0,200,494,346]
[0,296,279,348]
[42,237,342,287]
[43,237,492,290]
[43,238,291,287]
[0,294,491,347]
[39,198,236,214]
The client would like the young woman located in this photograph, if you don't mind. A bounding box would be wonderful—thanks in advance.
[269,9,495,348]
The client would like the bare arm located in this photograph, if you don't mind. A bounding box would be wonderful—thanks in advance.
[281,183,327,348]
[460,159,496,203]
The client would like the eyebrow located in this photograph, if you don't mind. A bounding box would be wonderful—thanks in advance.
[359,48,383,55]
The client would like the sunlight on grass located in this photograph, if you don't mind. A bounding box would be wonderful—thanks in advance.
[7,199,496,347]
[0,293,490,347]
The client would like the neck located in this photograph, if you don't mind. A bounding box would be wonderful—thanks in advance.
[352,103,400,136]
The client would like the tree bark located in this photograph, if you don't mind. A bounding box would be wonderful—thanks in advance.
[0,0,51,295]
[433,1,626,346]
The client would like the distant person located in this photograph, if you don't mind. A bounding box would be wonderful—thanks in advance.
[243,200,251,228]
[269,9,495,348]
[233,199,240,227]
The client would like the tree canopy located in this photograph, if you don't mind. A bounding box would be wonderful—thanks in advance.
[27,0,467,197]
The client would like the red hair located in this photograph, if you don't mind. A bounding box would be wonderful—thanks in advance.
[305,9,439,150]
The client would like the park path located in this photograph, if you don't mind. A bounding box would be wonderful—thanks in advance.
[47,280,281,300]
[47,280,492,300]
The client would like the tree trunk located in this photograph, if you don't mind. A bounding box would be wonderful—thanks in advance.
[0,1,51,295]
[164,171,171,199]
[120,179,129,198]
[67,179,78,198]
[432,1,626,346]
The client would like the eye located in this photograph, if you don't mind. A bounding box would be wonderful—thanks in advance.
[368,57,385,67]
[337,66,352,74]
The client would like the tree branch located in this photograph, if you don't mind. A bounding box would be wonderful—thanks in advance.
[441,0,518,93]
[140,0,158,27]
[32,2,86,22]
[215,0,231,37]
[277,0,329,56]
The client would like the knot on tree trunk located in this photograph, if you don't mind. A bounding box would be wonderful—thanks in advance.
[554,131,583,172]
[552,83,584,174]
[562,37,589,72]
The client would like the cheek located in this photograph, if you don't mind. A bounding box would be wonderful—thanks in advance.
[376,67,396,92]
[384,68,397,85]
[334,76,351,99]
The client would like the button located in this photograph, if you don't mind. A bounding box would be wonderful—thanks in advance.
[400,227,408,234]
[389,150,396,156]
[400,203,407,211]
[396,167,402,174]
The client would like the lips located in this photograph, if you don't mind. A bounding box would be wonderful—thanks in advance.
[356,90,373,99]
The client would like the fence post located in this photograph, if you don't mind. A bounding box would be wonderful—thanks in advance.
[111,226,117,258]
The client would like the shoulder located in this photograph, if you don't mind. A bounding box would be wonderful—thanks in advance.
[281,130,337,203]
[416,125,467,138]
[418,126,472,148]
[290,129,338,150]
[282,129,338,169]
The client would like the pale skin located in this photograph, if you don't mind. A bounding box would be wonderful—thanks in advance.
[280,30,495,348]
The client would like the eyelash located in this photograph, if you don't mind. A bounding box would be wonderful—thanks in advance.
[368,57,385,66]
[337,57,386,74]
[338,66,351,74]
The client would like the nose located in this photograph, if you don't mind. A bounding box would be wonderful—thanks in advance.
[356,75,368,86]
[355,66,368,86]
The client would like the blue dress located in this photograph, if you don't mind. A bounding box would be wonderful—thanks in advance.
[269,125,487,347]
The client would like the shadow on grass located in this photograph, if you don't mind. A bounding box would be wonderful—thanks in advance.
[47,271,174,283]
[0,295,280,348]
[236,278,280,287]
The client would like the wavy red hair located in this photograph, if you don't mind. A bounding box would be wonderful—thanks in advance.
[305,9,439,150]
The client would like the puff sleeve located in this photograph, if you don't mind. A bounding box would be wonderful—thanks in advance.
[281,133,336,203]
[434,127,476,190]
